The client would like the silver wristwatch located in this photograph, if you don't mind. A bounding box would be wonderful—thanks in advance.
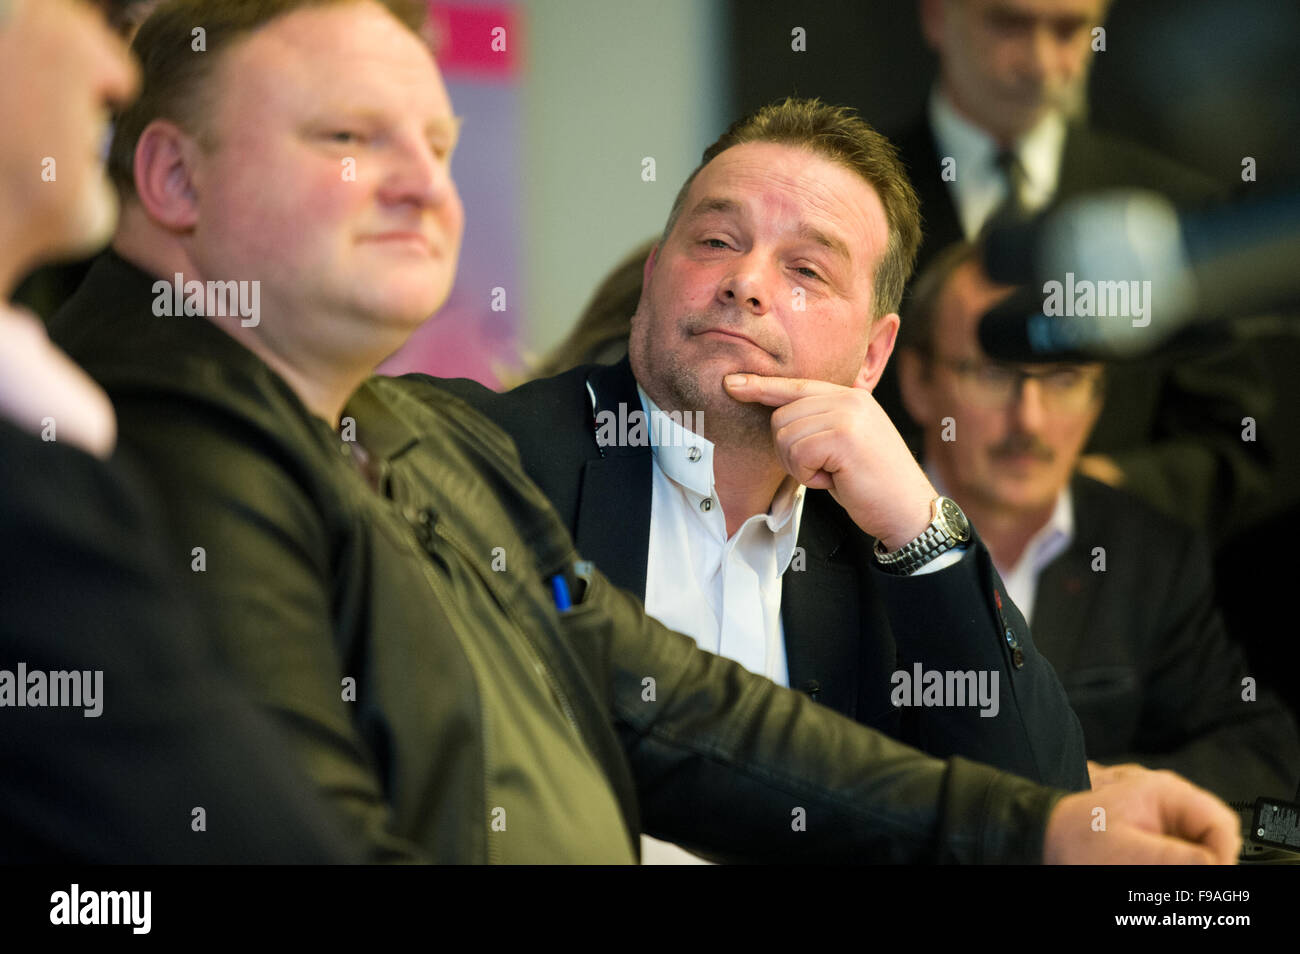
[873,496,971,575]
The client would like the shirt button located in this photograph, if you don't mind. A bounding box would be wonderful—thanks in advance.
[700,498,713,512]
[687,446,702,462]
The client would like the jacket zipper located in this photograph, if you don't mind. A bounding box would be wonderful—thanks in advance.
[402,505,586,744]
[433,518,586,741]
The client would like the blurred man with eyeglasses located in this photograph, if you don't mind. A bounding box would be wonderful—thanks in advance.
[896,241,1300,802]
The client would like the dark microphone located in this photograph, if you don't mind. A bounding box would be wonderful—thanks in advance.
[976,289,1122,363]
[980,189,1300,361]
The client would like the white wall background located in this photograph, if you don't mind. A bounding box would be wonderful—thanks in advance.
[520,0,728,358]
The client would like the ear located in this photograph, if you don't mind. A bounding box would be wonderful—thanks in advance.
[918,0,946,50]
[896,346,933,429]
[854,312,899,392]
[641,243,659,287]
[132,118,203,232]
[632,243,660,318]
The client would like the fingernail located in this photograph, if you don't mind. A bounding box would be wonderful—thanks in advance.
[724,374,747,387]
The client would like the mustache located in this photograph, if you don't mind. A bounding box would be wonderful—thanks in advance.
[989,434,1053,461]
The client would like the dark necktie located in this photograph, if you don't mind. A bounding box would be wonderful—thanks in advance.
[986,149,1031,231]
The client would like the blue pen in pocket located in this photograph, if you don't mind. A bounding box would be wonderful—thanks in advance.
[549,572,572,612]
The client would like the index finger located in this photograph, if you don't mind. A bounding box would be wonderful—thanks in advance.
[722,373,845,407]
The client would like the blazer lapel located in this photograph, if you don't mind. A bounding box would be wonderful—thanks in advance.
[1055,124,1104,200]
[1029,490,1104,675]
[781,493,874,719]
[573,360,654,600]
[573,456,652,599]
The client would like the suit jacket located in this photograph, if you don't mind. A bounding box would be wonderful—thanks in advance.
[0,417,361,863]
[880,118,1272,539]
[1032,475,1300,802]
[892,120,1223,280]
[430,358,1090,791]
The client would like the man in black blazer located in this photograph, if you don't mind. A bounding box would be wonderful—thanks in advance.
[875,0,1271,539]
[433,99,1090,821]
[892,241,1300,803]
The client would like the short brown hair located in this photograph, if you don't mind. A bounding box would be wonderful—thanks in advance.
[660,97,921,321]
[107,0,428,198]
[897,240,982,356]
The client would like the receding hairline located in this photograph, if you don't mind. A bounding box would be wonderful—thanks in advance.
[109,0,436,196]
[200,1,443,110]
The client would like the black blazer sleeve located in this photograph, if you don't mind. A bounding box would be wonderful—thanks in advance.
[873,534,1090,792]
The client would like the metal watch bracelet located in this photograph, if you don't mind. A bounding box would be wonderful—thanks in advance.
[872,496,971,575]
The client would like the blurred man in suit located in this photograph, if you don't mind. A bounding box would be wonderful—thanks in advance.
[894,241,1300,802]
[900,0,1208,263]
[0,0,359,863]
[875,0,1271,539]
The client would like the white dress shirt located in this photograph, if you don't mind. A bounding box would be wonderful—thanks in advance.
[624,386,965,863]
[0,303,115,459]
[928,86,1067,238]
[632,386,803,864]
[993,489,1072,628]
[637,385,804,687]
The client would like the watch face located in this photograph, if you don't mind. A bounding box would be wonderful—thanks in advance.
[940,498,971,541]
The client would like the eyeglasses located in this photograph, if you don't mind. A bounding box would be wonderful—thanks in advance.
[930,355,1103,413]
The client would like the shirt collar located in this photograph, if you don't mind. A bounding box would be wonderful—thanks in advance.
[764,476,807,575]
[344,378,422,462]
[635,383,715,498]
[765,475,804,534]
[929,85,1067,209]
[930,85,999,174]
[635,383,807,565]
[1017,483,1073,572]
[0,303,117,459]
